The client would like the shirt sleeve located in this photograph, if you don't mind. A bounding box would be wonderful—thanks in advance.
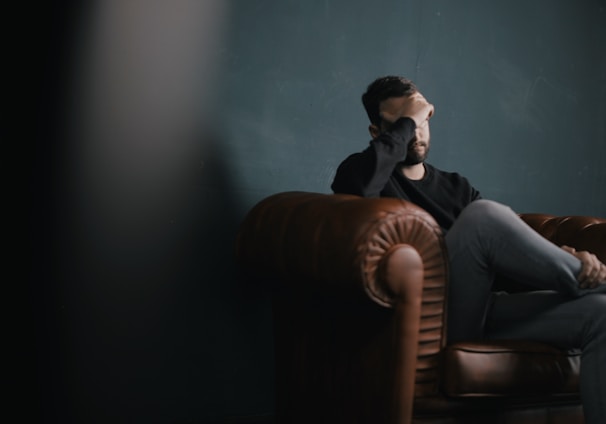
[331,117,416,197]
[466,177,482,202]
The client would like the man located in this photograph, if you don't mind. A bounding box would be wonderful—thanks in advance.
[331,76,605,423]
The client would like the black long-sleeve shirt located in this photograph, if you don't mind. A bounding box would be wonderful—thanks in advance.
[331,117,481,231]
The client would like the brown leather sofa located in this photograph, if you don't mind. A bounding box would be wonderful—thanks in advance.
[235,191,606,424]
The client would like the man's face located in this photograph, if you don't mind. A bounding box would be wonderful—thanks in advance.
[377,95,431,165]
[404,118,430,165]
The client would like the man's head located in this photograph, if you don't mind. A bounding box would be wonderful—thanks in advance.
[362,76,431,165]
[362,76,418,127]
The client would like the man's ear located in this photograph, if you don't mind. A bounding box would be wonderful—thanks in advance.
[369,124,380,139]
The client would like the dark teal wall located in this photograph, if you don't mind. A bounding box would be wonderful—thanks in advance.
[221,0,605,216]
[29,1,605,423]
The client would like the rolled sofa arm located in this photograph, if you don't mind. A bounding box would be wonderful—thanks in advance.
[235,191,448,308]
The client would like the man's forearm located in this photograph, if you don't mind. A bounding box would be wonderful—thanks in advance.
[331,117,416,197]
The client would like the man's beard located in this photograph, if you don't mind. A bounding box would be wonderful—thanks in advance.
[403,141,429,165]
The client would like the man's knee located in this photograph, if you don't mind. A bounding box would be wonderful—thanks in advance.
[462,199,512,218]
[455,199,517,232]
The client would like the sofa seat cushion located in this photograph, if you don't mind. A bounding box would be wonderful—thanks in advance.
[441,341,580,398]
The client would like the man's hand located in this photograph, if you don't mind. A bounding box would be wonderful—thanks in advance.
[379,92,435,128]
[561,245,606,289]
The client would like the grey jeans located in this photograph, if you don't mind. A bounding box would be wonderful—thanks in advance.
[444,199,606,424]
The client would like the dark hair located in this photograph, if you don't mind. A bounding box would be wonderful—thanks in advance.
[362,76,417,126]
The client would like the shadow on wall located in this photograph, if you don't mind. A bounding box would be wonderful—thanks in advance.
[192,133,276,423]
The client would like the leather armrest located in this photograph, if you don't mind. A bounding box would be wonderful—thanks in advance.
[236,191,451,416]
[235,191,447,307]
